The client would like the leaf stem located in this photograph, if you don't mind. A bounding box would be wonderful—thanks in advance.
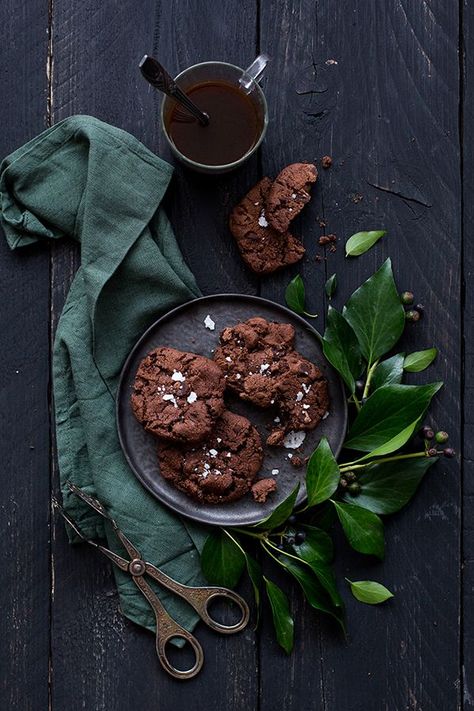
[339,450,432,472]
[352,393,362,412]
[362,359,379,400]
[233,527,265,540]
[303,311,318,319]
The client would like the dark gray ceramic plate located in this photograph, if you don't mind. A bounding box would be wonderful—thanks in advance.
[117,295,347,527]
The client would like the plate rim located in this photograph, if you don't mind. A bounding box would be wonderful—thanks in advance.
[116,293,348,526]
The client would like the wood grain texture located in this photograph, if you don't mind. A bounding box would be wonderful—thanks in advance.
[462,0,474,708]
[49,1,259,709]
[0,0,467,709]
[0,1,50,710]
[259,2,462,710]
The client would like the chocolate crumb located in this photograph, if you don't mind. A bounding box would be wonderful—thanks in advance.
[315,254,324,263]
[251,478,277,503]
[290,455,304,469]
[329,244,337,253]
[321,155,332,169]
[318,233,337,246]
[318,219,327,228]
[351,193,364,203]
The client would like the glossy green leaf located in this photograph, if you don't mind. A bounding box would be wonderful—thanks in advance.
[322,306,363,393]
[371,353,405,390]
[285,275,305,314]
[344,382,443,452]
[352,419,422,461]
[342,457,436,514]
[343,259,405,365]
[201,529,245,588]
[264,577,294,654]
[224,531,262,612]
[306,437,340,506]
[347,579,394,604]
[254,483,300,530]
[325,273,337,299]
[345,230,386,257]
[308,561,343,607]
[332,501,385,559]
[404,348,438,373]
[296,525,334,563]
[282,558,346,630]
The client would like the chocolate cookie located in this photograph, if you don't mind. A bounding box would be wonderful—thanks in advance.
[157,410,264,504]
[214,317,329,442]
[131,346,226,444]
[229,178,305,274]
[265,163,318,233]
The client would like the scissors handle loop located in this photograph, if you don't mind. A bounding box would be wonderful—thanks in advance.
[185,587,250,634]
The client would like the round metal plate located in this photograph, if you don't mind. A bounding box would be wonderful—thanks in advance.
[116,294,347,527]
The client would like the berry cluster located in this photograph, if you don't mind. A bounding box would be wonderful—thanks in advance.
[420,425,455,458]
[400,291,425,323]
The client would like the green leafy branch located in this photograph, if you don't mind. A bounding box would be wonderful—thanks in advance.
[200,258,454,653]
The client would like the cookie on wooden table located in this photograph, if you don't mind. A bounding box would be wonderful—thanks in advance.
[229,178,305,274]
[265,162,318,233]
[131,346,226,444]
[157,410,264,504]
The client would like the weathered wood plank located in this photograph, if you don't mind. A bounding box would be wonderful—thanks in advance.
[0,1,50,709]
[259,2,461,709]
[49,1,260,709]
[462,0,474,708]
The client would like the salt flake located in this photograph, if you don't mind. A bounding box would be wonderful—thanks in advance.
[204,315,215,330]
[283,431,306,449]
[272,469,279,476]
[171,371,185,382]
[162,394,178,408]
[296,391,304,402]
[258,210,269,228]
[187,391,197,404]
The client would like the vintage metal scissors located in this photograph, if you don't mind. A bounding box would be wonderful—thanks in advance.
[53,482,249,680]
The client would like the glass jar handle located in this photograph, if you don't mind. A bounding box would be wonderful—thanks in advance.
[239,53,270,94]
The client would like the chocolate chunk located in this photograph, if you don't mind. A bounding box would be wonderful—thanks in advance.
[251,478,277,503]
[229,178,305,274]
[265,163,317,233]
[321,155,332,169]
[131,346,226,444]
[158,411,263,504]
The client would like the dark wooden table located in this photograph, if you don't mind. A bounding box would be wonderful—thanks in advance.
[1,1,471,709]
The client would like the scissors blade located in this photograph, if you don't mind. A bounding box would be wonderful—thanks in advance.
[52,497,130,573]
[66,481,142,561]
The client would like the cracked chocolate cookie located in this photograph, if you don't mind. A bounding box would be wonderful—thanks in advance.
[229,178,305,274]
[131,346,226,444]
[265,163,318,233]
[214,317,329,443]
[157,410,264,504]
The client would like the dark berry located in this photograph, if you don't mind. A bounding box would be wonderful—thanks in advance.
[427,447,438,457]
[400,291,414,305]
[414,303,425,315]
[421,426,434,440]
[287,536,296,545]
[355,379,365,393]
[348,482,361,496]
[406,309,420,322]
[339,478,348,488]
[443,447,456,458]
[288,514,297,525]
[277,543,284,551]
[435,431,449,444]
[295,531,306,544]
[344,471,357,482]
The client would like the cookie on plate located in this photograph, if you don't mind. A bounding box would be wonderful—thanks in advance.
[131,346,226,444]
[157,410,264,504]
[214,317,329,443]
[265,163,317,233]
[229,178,305,274]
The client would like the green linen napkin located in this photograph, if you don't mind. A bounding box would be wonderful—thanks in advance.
[0,115,208,634]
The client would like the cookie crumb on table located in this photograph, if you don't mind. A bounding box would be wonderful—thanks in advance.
[321,155,333,169]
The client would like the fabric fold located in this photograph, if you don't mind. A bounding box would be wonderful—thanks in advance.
[0,115,207,633]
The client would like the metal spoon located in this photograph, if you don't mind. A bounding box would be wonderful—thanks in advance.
[139,55,210,126]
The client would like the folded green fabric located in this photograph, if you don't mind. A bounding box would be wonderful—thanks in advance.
[0,115,208,634]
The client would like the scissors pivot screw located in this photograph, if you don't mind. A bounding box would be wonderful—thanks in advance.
[129,558,146,576]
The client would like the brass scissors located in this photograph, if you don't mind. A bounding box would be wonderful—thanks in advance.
[53,482,249,680]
